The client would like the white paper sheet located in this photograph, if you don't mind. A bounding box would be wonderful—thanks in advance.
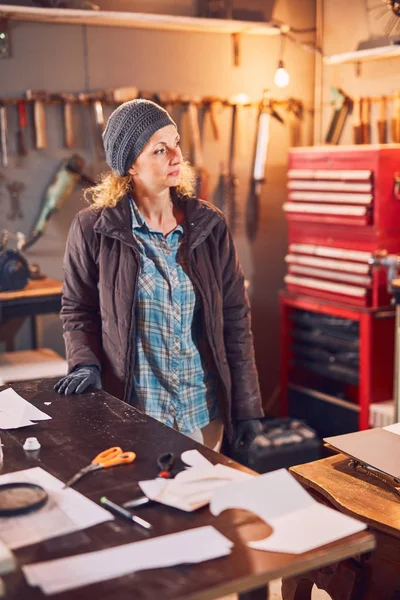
[0,388,51,429]
[139,450,254,512]
[210,469,366,555]
[0,467,113,550]
[383,422,400,436]
[23,526,232,595]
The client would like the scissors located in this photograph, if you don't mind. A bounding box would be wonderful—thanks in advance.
[157,452,176,478]
[65,447,136,488]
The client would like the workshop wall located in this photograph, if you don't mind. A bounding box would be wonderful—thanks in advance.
[316,0,400,145]
[0,0,315,413]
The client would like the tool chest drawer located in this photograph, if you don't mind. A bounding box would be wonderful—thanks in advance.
[285,146,400,240]
[284,243,391,308]
[280,294,395,432]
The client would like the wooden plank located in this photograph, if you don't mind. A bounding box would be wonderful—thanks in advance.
[0,278,62,301]
[0,5,280,36]
[291,453,400,539]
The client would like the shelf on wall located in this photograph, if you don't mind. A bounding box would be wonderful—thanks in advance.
[0,4,280,36]
[324,44,400,65]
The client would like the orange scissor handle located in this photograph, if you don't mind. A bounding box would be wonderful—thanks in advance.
[92,447,136,468]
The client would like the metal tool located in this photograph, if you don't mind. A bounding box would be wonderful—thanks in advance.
[16,101,28,157]
[187,100,209,200]
[361,97,371,145]
[157,452,175,478]
[26,90,47,149]
[246,90,284,242]
[58,93,75,149]
[100,496,152,530]
[352,97,362,144]
[392,91,400,143]
[64,446,136,488]
[6,181,25,220]
[227,102,239,231]
[22,154,95,251]
[0,230,30,292]
[378,96,388,144]
[325,88,353,145]
[0,102,8,167]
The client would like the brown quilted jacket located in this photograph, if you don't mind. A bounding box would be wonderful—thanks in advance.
[60,193,263,437]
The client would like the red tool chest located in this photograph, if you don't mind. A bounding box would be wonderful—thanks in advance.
[281,145,400,435]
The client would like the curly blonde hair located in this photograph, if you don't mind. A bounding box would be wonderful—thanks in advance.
[85,161,196,210]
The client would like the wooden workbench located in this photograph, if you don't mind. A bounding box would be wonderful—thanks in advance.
[0,380,375,599]
[0,278,62,350]
[283,454,400,599]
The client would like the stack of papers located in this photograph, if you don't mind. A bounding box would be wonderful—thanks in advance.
[139,449,254,511]
[210,468,367,554]
[0,468,112,549]
[23,526,232,595]
[0,388,51,429]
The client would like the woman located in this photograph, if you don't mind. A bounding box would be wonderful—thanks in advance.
[55,99,263,451]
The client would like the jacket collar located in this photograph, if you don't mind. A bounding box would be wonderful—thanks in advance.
[93,191,221,248]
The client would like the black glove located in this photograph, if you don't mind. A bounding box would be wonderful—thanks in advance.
[54,365,102,395]
[233,418,263,449]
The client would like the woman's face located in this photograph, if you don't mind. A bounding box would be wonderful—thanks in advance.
[128,125,182,192]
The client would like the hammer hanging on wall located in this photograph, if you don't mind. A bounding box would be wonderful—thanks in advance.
[16,101,28,157]
[0,102,8,167]
[246,91,284,242]
[26,90,47,149]
[187,99,210,201]
[325,88,353,145]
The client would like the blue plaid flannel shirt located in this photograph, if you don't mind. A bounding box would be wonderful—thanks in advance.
[130,199,218,434]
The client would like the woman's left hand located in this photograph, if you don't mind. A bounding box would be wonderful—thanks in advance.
[233,418,263,449]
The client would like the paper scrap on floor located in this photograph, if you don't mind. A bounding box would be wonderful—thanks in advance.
[0,388,51,429]
[0,467,112,550]
[139,449,254,512]
[23,526,232,595]
[210,468,367,555]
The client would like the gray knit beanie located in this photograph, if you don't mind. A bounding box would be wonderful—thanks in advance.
[102,99,177,176]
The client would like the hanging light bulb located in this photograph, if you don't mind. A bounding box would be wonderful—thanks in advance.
[274,60,290,88]
[274,32,290,88]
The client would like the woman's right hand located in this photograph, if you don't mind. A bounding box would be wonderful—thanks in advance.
[54,365,102,395]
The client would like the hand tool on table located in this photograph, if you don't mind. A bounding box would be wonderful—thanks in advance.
[378,96,388,144]
[325,88,353,145]
[246,90,284,242]
[0,102,8,167]
[157,452,176,478]
[187,99,210,200]
[392,91,400,143]
[100,496,152,530]
[26,90,47,149]
[352,98,362,144]
[64,446,136,488]
[16,101,28,157]
[361,97,371,145]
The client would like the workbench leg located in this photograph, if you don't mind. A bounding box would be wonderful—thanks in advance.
[238,584,269,599]
[29,315,38,350]
[281,577,313,600]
